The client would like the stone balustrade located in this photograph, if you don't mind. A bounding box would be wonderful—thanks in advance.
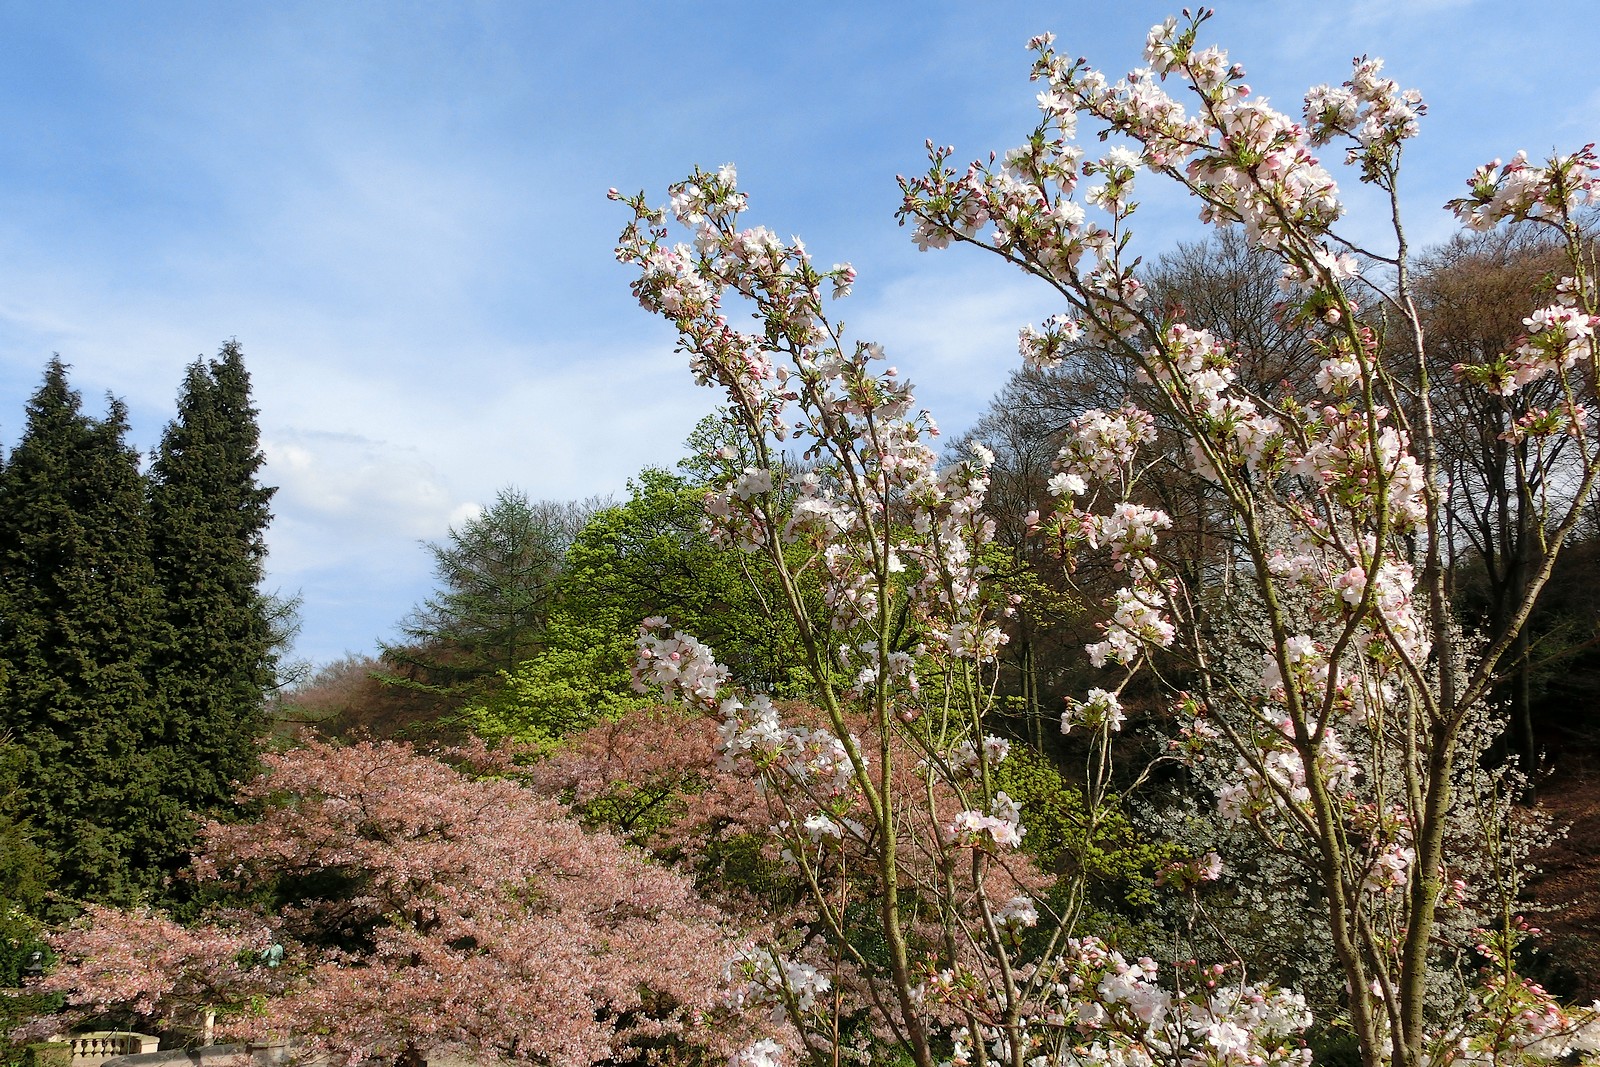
[52,1032,161,1065]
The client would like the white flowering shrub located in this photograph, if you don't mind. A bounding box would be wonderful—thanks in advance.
[615,10,1600,1067]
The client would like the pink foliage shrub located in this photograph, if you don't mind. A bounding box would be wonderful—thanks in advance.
[31,740,760,1066]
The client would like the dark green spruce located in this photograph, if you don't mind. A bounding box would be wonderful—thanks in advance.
[147,341,276,824]
[0,359,179,907]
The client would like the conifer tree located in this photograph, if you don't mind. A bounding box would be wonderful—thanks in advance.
[0,359,177,906]
[147,340,276,818]
[381,490,597,705]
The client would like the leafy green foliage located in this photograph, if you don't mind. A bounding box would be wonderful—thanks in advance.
[454,617,649,748]
[462,468,809,745]
[990,745,1174,911]
[560,467,807,690]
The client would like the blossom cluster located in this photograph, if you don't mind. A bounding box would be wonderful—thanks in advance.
[1456,299,1599,398]
[1059,14,1353,255]
[1303,54,1426,174]
[1448,146,1600,232]
[1061,687,1126,735]
[1087,585,1177,668]
[632,618,729,707]
[724,949,833,1024]
[950,732,1012,775]
[949,792,1026,850]
[933,936,1313,1067]
[1053,405,1158,487]
[1214,714,1357,826]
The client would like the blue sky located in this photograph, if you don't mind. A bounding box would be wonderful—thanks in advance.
[0,1,1594,669]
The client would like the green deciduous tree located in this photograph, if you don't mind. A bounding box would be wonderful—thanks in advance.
[561,467,806,691]
[462,467,809,744]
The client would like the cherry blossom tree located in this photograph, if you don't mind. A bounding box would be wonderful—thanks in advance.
[614,10,1600,1067]
[900,17,1600,1067]
[17,905,275,1041]
[30,740,756,1067]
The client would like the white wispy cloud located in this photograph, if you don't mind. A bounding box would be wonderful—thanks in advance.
[3,0,1595,664]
